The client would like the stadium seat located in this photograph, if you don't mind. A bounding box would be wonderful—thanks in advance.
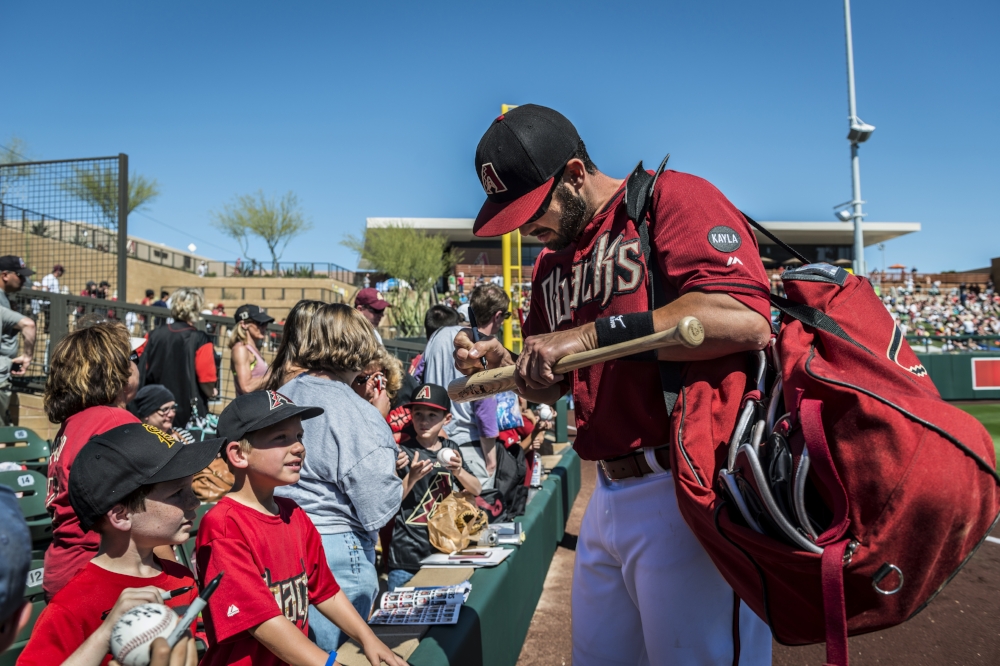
[0,470,53,543]
[0,426,50,471]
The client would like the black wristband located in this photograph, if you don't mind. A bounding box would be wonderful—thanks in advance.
[594,311,655,348]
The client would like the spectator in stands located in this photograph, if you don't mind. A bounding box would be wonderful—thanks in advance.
[423,284,509,490]
[97,280,111,300]
[212,302,225,317]
[268,301,402,651]
[229,304,274,395]
[0,486,32,654]
[138,287,218,429]
[19,424,210,666]
[351,346,403,417]
[1,306,35,426]
[81,281,97,298]
[353,287,391,343]
[141,288,155,306]
[408,304,459,383]
[0,256,34,309]
[129,384,197,445]
[42,322,140,600]
[266,300,326,388]
[387,384,481,590]
[41,264,63,293]
[152,290,169,308]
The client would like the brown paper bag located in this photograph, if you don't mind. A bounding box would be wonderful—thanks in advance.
[428,491,488,554]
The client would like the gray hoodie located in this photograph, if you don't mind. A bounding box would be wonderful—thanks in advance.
[274,374,402,538]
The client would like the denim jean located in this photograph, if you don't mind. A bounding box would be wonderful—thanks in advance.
[387,568,414,591]
[308,531,378,650]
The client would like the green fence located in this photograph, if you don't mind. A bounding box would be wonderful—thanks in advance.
[916,353,1000,400]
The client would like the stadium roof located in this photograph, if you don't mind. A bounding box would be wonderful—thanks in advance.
[366,218,920,247]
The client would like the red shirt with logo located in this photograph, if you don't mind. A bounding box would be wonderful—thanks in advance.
[43,405,141,599]
[18,559,198,666]
[195,496,341,666]
[523,171,771,461]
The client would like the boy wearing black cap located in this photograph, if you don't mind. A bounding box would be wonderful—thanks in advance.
[18,423,218,665]
[387,384,481,591]
[196,390,406,666]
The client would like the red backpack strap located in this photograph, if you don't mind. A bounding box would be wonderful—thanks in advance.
[821,540,850,666]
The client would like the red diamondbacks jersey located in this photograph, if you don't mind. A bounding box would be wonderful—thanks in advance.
[522,170,771,461]
[195,496,341,666]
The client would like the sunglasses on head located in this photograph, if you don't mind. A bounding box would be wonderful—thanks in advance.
[129,350,139,364]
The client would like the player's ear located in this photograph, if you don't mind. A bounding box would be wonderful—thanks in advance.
[105,504,133,533]
[224,440,249,469]
[562,157,588,191]
[443,412,452,424]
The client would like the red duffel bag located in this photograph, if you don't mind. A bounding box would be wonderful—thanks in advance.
[670,262,1000,666]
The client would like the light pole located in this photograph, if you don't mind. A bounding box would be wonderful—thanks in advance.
[843,0,874,276]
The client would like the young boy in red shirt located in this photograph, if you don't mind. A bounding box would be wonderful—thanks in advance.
[196,390,407,666]
[19,423,220,666]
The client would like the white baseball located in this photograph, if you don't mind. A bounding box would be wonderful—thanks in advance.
[537,404,553,421]
[110,603,180,666]
[437,448,456,466]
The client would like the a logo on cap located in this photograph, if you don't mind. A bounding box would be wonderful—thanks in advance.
[480,163,508,195]
[415,385,431,400]
[142,424,176,448]
[238,311,249,321]
[267,391,294,410]
[18,258,25,268]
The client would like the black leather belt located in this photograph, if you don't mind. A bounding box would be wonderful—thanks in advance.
[599,446,671,481]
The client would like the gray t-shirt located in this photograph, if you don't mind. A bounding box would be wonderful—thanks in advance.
[0,306,24,387]
[274,374,402,538]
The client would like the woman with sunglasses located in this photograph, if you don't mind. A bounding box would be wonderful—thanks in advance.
[129,384,196,444]
[228,304,274,395]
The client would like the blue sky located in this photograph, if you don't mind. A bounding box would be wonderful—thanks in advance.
[3,1,997,272]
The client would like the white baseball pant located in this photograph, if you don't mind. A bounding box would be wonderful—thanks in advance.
[572,466,772,665]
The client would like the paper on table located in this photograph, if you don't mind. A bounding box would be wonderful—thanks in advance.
[420,546,513,568]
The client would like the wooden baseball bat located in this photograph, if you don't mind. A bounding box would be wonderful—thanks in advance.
[448,315,704,403]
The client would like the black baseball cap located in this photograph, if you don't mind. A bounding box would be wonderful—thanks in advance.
[217,390,323,442]
[404,383,451,413]
[234,304,274,325]
[0,255,35,279]
[69,424,225,532]
[473,104,581,237]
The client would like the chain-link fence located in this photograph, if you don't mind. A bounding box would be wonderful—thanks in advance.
[0,156,128,299]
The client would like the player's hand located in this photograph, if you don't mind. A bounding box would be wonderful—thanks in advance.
[408,451,434,483]
[361,635,409,666]
[10,355,30,375]
[445,450,463,473]
[453,328,512,375]
[395,449,409,471]
[516,326,596,390]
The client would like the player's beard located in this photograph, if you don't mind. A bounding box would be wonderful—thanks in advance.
[543,183,592,251]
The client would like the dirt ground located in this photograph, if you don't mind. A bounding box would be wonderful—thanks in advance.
[517,458,1000,665]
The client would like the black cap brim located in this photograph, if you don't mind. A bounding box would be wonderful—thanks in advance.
[473,176,553,237]
[16,269,35,278]
[250,313,274,325]
[147,437,227,483]
[403,401,450,412]
[220,404,324,442]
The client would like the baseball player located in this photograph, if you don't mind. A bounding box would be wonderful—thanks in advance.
[454,105,773,664]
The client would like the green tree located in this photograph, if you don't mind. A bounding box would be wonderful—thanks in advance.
[61,165,160,224]
[341,224,458,337]
[211,190,312,269]
[0,136,35,203]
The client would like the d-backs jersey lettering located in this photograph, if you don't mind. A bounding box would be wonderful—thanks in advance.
[523,170,772,461]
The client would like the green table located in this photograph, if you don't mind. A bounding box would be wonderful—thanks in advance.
[409,449,581,666]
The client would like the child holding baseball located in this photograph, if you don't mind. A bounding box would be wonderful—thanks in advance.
[18,423,219,666]
[387,383,481,591]
[195,390,407,666]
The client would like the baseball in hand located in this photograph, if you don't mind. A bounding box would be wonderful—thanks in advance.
[111,603,180,666]
[537,404,553,421]
[437,448,456,466]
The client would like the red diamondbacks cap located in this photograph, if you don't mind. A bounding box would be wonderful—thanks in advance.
[473,105,581,237]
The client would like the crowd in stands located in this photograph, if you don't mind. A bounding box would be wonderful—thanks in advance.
[0,261,553,665]
[882,280,999,350]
